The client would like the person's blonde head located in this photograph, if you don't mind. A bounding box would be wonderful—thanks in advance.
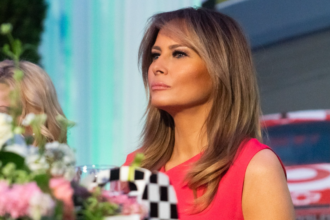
[0,60,67,144]
[139,8,261,210]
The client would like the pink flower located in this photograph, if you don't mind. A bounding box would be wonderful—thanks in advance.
[122,201,141,215]
[0,181,54,220]
[104,194,131,204]
[102,192,145,216]
[49,177,75,220]
[0,181,9,215]
[5,182,41,219]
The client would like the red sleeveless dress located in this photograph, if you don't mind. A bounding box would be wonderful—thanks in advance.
[124,138,285,220]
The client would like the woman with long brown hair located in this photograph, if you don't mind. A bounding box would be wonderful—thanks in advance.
[124,8,295,219]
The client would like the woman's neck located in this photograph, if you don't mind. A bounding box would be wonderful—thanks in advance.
[166,103,211,168]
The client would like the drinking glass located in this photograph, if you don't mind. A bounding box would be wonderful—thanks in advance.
[75,165,119,191]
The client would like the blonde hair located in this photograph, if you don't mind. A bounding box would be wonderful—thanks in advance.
[139,8,261,210]
[0,60,67,144]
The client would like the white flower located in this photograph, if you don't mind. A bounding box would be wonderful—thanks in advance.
[63,166,75,180]
[0,113,13,148]
[44,141,59,151]
[50,162,75,181]
[45,141,76,165]
[25,141,76,178]
[26,152,49,171]
[43,141,76,180]
[28,192,55,220]
[50,161,66,176]
[21,113,36,126]
[5,144,28,157]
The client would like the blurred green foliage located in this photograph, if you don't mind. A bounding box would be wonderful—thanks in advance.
[0,0,47,64]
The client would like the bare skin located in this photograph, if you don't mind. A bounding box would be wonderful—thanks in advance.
[148,29,295,219]
[243,149,295,219]
[148,29,213,171]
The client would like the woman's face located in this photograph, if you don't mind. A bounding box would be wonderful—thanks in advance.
[148,29,213,113]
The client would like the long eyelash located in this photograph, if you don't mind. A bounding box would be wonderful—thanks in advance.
[173,50,187,57]
[151,52,160,59]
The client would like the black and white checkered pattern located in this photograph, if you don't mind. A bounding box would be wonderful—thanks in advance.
[141,172,178,220]
[95,166,152,196]
[82,166,179,220]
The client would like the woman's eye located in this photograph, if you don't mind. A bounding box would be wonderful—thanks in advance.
[151,53,160,60]
[173,51,187,58]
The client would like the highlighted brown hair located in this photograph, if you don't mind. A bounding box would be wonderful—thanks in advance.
[139,8,261,210]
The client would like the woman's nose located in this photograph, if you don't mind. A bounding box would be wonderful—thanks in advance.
[150,56,168,75]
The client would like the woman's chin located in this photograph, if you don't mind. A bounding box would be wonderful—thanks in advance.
[151,101,174,110]
[151,98,171,107]
[151,103,185,115]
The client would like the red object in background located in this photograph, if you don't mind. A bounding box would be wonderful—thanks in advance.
[287,164,330,206]
[262,110,330,128]
[262,110,330,219]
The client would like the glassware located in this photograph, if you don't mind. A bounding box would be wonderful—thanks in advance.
[75,165,119,191]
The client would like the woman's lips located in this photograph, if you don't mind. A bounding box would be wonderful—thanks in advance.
[150,83,170,91]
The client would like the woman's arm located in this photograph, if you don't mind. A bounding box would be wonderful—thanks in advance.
[242,149,295,220]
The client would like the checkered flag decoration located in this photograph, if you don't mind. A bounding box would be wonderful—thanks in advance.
[141,172,179,220]
[82,166,179,220]
[94,166,152,197]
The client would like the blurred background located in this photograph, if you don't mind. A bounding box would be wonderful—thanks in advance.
[0,0,329,166]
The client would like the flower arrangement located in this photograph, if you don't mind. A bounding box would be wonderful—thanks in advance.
[0,23,146,220]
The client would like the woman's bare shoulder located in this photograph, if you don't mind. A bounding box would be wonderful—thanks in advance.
[242,149,295,220]
[247,149,285,177]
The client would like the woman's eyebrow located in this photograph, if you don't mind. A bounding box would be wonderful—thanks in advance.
[152,44,187,51]
[169,44,186,50]
[151,45,161,51]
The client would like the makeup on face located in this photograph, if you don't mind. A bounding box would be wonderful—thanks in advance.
[147,29,213,112]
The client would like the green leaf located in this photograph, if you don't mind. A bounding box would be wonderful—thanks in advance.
[2,44,14,58]
[2,162,16,176]
[33,173,50,192]
[14,170,30,184]
[56,115,76,128]
[0,151,25,169]
[54,200,64,220]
